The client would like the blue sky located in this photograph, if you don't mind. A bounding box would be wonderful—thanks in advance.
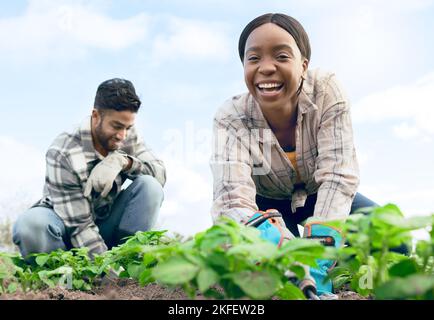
[1,0,433,238]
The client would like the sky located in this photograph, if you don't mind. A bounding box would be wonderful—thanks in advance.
[0,0,433,239]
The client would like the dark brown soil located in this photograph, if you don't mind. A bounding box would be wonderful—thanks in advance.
[0,278,367,300]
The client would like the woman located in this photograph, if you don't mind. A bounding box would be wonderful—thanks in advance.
[210,13,378,296]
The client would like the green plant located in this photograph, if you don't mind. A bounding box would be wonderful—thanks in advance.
[29,247,107,290]
[0,254,22,293]
[132,217,326,300]
[329,204,434,298]
[99,230,173,279]
[2,204,432,300]
[374,219,434,299]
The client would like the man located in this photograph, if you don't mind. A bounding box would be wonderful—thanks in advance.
[13,78,166,259]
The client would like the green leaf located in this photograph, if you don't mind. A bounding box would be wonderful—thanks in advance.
[7,282,17,294]
[275,282,306,300]
[388,258,419,278]
[206,252,229,271]
[373,203,404,218]
[35,255,49,267]
[127,263,143,279]
[375,274,434,299]
[288,264,306,279]
[232,270,281,299]
[152,256,199,285]
[0,256,16,278]
[280,238,324,253]
[197,268,219,292]
[227,242,278,260]
[138,269,153,286]
[377,215,432,231]
[198,229,230,251]
[73,279,85,289]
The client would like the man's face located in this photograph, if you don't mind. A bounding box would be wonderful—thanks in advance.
[91,109,136,155]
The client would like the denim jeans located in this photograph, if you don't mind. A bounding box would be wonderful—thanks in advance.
[256,192,408,255]
[13,175,164,258]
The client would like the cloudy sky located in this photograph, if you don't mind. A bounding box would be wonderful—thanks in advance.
[1,0,433,238]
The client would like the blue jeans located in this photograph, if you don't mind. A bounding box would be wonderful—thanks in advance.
[256,192,408,255]
[13,175,164,258]
[256,192,377,237]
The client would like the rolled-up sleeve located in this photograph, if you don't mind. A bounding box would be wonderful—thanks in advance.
[210,114,258,224]
[313,75,360,220]
[46,149,107,255]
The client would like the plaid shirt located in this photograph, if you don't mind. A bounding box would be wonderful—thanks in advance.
[34,116,166,255]
[211,69,359,224]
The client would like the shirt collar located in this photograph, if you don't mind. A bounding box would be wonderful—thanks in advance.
[298,82,318,115]
[245,87,318,144]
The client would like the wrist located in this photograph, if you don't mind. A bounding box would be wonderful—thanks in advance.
[123,155,133,171]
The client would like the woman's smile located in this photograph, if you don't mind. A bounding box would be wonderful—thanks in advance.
[256,81,285,99]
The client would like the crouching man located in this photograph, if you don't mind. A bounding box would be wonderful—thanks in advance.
[13,78,166,259]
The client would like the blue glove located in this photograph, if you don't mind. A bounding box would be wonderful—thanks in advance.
[304,221,343,296]
[245,209,294,247]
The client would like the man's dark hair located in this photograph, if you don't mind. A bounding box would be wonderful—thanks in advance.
[238,13,311,63]
[94,78,141,112]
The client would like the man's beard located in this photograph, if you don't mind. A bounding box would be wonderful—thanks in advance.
[95,122,118,152]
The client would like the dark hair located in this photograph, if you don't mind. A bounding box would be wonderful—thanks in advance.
[238,13,311,63]
[94,78,141,112]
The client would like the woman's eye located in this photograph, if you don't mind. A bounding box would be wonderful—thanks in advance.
[277,54,290,60]
[247,56,259,61]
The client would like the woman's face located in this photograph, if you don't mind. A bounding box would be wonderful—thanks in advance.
[243,23,308,110]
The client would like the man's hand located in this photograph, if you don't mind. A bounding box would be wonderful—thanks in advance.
[303,220,343,296]
[245,209,295,247]
[84,152,129,198]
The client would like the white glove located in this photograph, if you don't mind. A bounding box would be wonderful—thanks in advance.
[84,152,129,198]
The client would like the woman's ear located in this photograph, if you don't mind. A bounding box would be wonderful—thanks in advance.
[302,58,309,78]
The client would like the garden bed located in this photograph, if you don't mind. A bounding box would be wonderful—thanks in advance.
[0,278,367,300]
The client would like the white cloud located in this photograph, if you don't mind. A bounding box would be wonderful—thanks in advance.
[359,184,434,216]
[297,0,433,11]
[352,72,434,140]
[392,122,425,141]
[0,0,149,63]
[0,136,45,221]
[151,16,231,64]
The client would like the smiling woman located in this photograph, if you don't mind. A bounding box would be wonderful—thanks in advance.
[210,13,381,297]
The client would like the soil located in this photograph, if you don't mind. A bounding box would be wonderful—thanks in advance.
[0,278,368,300]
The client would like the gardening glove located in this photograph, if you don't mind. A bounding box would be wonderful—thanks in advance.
[303,220,343,296]
[245,209,295,247]
[84,151,129,198]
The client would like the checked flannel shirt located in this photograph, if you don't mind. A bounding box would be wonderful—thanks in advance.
[34,116,166,255]
[210,69,360,224]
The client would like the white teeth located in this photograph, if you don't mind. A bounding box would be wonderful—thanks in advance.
[258,83,282,89]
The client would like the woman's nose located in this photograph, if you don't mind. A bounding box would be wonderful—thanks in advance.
[258,58,277,75]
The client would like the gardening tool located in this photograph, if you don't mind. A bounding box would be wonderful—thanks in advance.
[245,210,321,300]
[304,220,343,296]
[285,264,320,300]
[245,209,295,247]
